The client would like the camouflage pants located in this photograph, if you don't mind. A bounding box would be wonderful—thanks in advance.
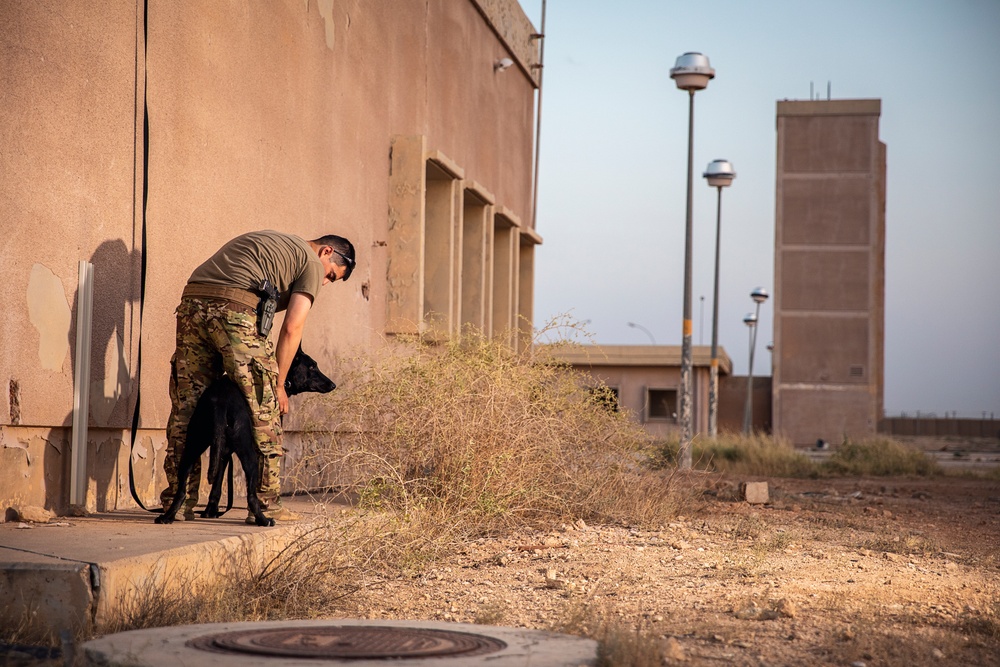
[159,297,283,512]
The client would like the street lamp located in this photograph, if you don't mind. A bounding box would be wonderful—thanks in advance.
[670,51,714,470]
[703,159,735,437]
[627,321,656,345]
[742,287,769,434]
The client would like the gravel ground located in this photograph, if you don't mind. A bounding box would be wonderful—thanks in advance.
[350,475,1000,666]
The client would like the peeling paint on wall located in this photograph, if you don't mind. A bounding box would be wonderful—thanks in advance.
[27,264,72,371]
[0,425,30,466]
[317,0,335,49]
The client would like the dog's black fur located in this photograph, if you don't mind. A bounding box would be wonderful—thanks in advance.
[156,347,336,526]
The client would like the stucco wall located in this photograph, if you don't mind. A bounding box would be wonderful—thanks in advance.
[1,0,539,513]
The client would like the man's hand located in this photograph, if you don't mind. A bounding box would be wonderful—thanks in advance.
[277,385,290,415]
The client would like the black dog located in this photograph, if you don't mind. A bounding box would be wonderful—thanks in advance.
[156,347,336,526]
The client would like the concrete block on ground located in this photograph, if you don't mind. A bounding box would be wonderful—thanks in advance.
[740,481,769,504]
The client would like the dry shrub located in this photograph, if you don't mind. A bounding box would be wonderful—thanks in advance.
[295,330,683,539]
[99,520,364,634]
[662,431,815,477]
[821,438,942,477]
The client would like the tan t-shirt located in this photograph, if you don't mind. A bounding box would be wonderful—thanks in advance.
[188,230,325,311]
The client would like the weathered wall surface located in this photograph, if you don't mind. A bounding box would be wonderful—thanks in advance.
[1,0,539,513]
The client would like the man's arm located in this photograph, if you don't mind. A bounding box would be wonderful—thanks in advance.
[275,291,313,414]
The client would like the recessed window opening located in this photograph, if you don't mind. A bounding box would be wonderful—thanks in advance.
[647,388,678,422]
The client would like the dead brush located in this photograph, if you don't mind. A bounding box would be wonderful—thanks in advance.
[295,329,687,541]
[656,431,815,477]
[99,520,367,634]
[820,437,942,476]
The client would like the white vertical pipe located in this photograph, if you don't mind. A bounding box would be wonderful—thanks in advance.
[70,260,94,508]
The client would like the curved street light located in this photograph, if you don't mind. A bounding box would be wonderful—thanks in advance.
[670,51,714,470]
[627,321,656,345]
[703,159,735,437]
[742,287,769,434]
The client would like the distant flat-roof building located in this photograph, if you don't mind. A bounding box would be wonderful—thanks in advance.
[549,345,732,439]
[772,99,886,445]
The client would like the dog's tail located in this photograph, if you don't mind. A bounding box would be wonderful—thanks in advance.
[206,416,227,480]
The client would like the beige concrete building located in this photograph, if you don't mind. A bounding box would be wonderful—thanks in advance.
[772,99,886,445]
[550,345,733,439]
[1,0,542,514]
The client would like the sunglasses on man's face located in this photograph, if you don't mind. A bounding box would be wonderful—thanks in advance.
[329,248,355,282]
[332,249,355,267]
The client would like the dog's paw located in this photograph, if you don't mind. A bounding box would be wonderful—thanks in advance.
[201,509,221,519]
[154,515,173,525]
[255,517,276,527]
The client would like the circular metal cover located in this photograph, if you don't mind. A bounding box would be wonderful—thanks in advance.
[188,625,507,660]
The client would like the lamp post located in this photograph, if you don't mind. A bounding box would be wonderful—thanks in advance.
[627,321,656,345]
[703,159,735,437]
[670,51,714,470]
[742,287,769,434]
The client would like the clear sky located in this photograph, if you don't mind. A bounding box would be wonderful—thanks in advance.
[519,0,1000,418]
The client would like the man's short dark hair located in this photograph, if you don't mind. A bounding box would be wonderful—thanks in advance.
[311,235,356,281]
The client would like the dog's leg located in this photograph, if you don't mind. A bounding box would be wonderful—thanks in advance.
[202,455,230,519]
[156,452,197,524]
[233,444,274,527]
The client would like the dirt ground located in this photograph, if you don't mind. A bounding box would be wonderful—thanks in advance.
[350,474,1000,666]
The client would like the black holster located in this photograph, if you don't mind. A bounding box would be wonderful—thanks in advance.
[255,280,279,337]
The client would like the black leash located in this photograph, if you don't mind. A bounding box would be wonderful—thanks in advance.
[126,0,235,517]
[128,0,155,512]
[124,4,236,516]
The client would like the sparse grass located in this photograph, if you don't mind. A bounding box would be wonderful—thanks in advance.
[0,615,69,665]
[691,432,816,477]
[555,603,665,667]
[820,438,942,477]
[656,432,954,479]
[861,533,938,556]
[99,520,368,634]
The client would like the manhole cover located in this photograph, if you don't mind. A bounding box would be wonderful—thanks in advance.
[188,625,507,660]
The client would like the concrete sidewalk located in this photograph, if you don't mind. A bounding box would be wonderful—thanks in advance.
[0,496,346,639]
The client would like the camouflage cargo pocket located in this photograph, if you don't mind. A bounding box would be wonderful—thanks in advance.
[223,307,258,340]
[250,355,280,431]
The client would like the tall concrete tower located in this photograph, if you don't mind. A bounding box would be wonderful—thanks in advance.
[772,99,886,445]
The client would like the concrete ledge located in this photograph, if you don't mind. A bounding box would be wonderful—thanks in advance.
[0,497,335,638]
[0,561,94,636]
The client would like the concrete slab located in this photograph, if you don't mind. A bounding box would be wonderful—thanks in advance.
[0,496,342,638]
[82,619,599,666]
